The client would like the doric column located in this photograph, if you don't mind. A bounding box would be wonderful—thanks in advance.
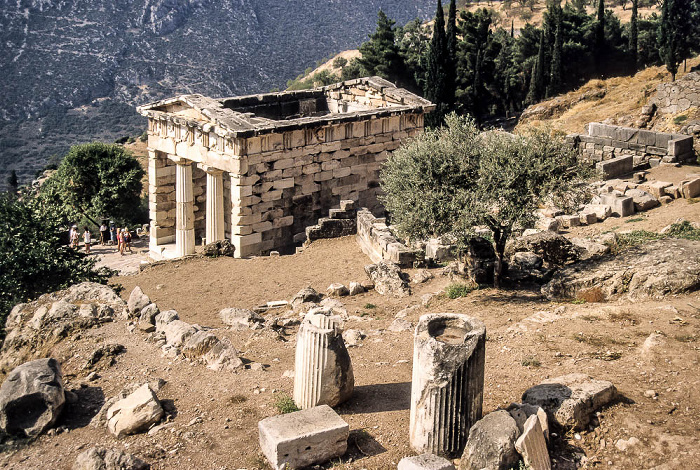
[204,166,225,244]
[174,157,195,257]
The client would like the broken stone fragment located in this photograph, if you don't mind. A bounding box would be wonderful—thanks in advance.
[459,410,521,470]
[348,282,365,295]
[365,261,410,297]
[127,287,150,317]
[521,373,617,430]
[398,453,456,470]
[290,287,323,307]
[219,307,264,330]
[73,446,149,470]
[326,283,349,297]
[106,384,164,438]
[514,414,551,470]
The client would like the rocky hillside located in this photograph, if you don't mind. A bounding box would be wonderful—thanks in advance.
[0,0,434,187]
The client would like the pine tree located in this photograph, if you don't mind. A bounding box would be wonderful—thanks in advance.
[424,0,449,126]
[445,0,457,110]
[629,0,638,73]
[358,11,402,84]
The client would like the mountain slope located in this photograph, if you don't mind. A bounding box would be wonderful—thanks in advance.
[0,0,435,186]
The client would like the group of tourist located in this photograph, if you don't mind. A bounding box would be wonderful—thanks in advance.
[68,222,132,255]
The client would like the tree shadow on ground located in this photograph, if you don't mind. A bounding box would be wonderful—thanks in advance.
[339,382,411,414]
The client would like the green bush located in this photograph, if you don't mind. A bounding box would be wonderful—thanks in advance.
[273,394,300,414]
[0,192,113,337]
[445,282,477,299]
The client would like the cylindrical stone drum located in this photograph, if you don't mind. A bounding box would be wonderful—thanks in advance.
[409,313,486,457]
[293,313,354,409]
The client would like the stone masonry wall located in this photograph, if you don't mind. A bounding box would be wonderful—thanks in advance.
[356,208,419,268]
[232,113,424,256]
[654,72,700,115]
[148,150,176,246]
[570,123,695,171]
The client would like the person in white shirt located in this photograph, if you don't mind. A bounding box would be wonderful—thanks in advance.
[83,227,92,254]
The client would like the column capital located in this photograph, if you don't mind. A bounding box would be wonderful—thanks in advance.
[168,155,191,165]
[199,164,224,175]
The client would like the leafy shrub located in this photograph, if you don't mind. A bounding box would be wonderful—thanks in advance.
[273,394,300,414]
[445,282,477,299]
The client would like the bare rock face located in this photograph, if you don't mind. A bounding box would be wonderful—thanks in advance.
[521,373,617,430]
[106,384,164,438]
[73,447,149,470]
[127,287,151,317]
[0,358,65,437]
[542,239,700,301]
[1,282,124,372]
[219,308,264,330]
[365,261,410,297]
[459,410,521,470]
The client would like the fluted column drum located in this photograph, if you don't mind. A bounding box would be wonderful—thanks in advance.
[175,159,195,257]
[409,313,486,457]
[293,313,354,409]
[205,168,225,244]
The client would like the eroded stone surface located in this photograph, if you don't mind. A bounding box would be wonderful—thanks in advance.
[106,383,164,438]
[398,453,456,470]
[514,414,551,470]
[258,404,349,470]
[521,373,617,430]
[73,446,149,470]
[459,410,520,470]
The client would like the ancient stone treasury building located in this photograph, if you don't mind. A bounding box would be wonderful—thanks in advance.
[138,77,434,260]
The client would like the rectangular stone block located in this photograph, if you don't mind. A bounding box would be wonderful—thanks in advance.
[681,178,700,198]
[258,405,349,470]
[595,155,633,179]
[600,194,634,217]
[669,136,693,156]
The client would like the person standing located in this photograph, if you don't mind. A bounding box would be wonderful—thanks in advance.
[99,222,108,245]
[124,227,132,253]
[117,228,125,256]
[83,227,92,254]
[110,223,117,248]
[70,225,79,248]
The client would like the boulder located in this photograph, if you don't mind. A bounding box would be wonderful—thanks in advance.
[511,252,543,270]
[365,261,410,297]
[326,283,349,297]
[203,338,244,371]
[342,329,365,347]
[459,411,521,470]
[202,239,235,257]
[219,308,264,330]
[181,331,221,359]
[521,373,617,430]
[507,232,581,267]
[388,318,413,332]
[0,358,65,437]
[73,447,149,470]
[625,189,660,212]
[154,310,179,332]
[162,320,200,348]
[542,239,700,300]
[348,282,365,295]
[568,238,610,260]
[106,384,164,438]
[138,303,159,325]
[290,287,322,308]
[127,287,150,317]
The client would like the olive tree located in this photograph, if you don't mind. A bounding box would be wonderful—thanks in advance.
[380,114,592,286]
[40,142,145,226]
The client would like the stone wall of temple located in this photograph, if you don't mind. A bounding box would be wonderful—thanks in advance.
[148,150,176,246]
[193,166,207,240]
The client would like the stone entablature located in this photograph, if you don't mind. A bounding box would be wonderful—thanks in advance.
[137,77,434,259]
[569,122,695,170]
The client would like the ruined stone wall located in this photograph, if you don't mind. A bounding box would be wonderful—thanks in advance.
[654,72,700,115]
[148,150,176,246]
[231,113,423,256]
[570,123,695,171]
[356,208,419,268]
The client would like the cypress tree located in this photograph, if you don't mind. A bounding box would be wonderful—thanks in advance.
[595,0,606,73]
[526,31,546,105]
[445,0,457,110]
[629,0,638,73]
[548,12,563,97]
[659,0,693,81]
[7,170,18,193]
[510,19,514,38]
[424,0,449,126]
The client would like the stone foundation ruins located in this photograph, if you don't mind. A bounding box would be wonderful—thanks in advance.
[569,123,695,178]
[137,77,433,259]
